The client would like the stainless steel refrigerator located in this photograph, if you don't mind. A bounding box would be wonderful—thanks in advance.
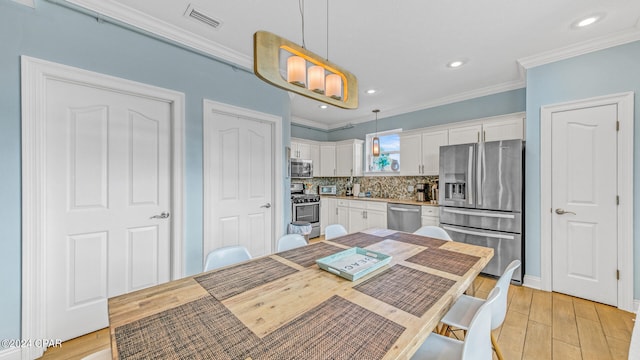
[438,139,524,284]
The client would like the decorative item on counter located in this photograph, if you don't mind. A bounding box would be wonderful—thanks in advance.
[416,183,426,202]
[304,183,314,194]
[430,183,438,204]
[391,159,399,171]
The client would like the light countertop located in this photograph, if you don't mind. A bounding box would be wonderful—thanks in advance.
[322,195,439,207]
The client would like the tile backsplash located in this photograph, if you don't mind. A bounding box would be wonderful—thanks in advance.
[293,176,439,201]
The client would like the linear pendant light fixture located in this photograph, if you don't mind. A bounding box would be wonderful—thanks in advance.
[253,33,358,108]
[372,109,380,157]
[253,1,358,109]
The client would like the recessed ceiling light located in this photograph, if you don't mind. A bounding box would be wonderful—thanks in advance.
[319,105,328,109]
[573,14,603,28]
[447,60,466,68]
[366,89,377,94]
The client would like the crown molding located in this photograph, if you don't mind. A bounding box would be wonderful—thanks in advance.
[11,0,35,8]
[59,0,252,69]
[291,116,331,131]
[518,27,640,69]
[327,79,526,130]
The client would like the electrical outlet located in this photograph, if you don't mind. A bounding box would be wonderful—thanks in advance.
[407,185,414,192]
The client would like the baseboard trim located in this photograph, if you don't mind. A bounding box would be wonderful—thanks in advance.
[523,275,542,290]
[0,347,21,360]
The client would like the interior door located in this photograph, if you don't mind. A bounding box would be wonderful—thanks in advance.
[204,111,273,259]
[551,104,618,306]
[45,79,172,341]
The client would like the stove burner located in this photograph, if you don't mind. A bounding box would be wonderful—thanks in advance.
[291,194,320,203]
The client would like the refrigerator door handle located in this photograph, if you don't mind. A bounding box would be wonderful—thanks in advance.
[467,145,474,205]
[477,142,483,207]
[442,208,516,219]
[442,225,515,240]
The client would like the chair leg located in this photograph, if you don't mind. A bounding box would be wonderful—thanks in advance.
[491,333,504,360]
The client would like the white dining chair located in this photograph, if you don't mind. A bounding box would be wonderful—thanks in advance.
[411,287,501,360]
[324,224,347,240]
[438,260,521,360]
[277,234,307,252]
[203,245,252,272]
[413,225,452,240]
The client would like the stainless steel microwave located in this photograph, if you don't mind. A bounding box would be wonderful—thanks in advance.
[291,159,313,178]
[319,185,337,195]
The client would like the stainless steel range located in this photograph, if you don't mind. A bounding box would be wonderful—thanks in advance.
[291,183,320,239]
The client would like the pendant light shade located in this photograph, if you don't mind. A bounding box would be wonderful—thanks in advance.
[308,65,325,94]
[287,56,306,87]
[372,109,380,157]
[372,137,380,157]
[325,73,342,100]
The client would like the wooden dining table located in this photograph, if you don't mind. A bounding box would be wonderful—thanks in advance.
[108,228,493,360]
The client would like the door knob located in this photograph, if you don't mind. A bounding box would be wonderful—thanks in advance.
[150,212,170,219]
[555,208,576,215]
[260,203,272,209]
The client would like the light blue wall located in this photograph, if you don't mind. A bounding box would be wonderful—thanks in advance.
[324,89,526,141]
[291,124,330,141]
[526,40,640,298]
[0,0,290,342]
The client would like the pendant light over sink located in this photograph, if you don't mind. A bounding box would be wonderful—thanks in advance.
[372,109,380,157]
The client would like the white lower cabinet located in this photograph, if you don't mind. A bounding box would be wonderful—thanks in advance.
[348,207,368,233]
[366,203,388,229]
[323,199,436,236]
[336,199,350,230]
[340,199,387,233]
[421,206,439,227]
[320,197,338,235]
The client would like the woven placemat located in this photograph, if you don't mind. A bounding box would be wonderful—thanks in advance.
[115,296,263,360]
[195,257,299,300]
[386,232,449,248]
[261,295,405,360]
[327,232,386,248]
[277,242,345,267]
[354,265,456,317]
[406,248,481,276]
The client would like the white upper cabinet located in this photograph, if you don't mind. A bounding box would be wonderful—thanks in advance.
[400,129,447,176]
[292,138,321,177]
[335,139,363,177]
[399,133,422,176]
[448,115,524,145]
[448,124,483,145]
[482,116,524,142]
[421,130,448,175]
[319,142,337,177]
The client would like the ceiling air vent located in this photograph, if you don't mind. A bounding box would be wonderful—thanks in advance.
[184,4,223,30]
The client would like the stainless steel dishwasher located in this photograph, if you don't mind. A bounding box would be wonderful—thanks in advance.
[387,203,422,232]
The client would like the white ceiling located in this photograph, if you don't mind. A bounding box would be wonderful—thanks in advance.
[63,0,640,129]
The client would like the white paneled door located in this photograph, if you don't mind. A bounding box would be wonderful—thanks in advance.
[551,104,618,306]
[204,107,273,260]
[45,79,172,341]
